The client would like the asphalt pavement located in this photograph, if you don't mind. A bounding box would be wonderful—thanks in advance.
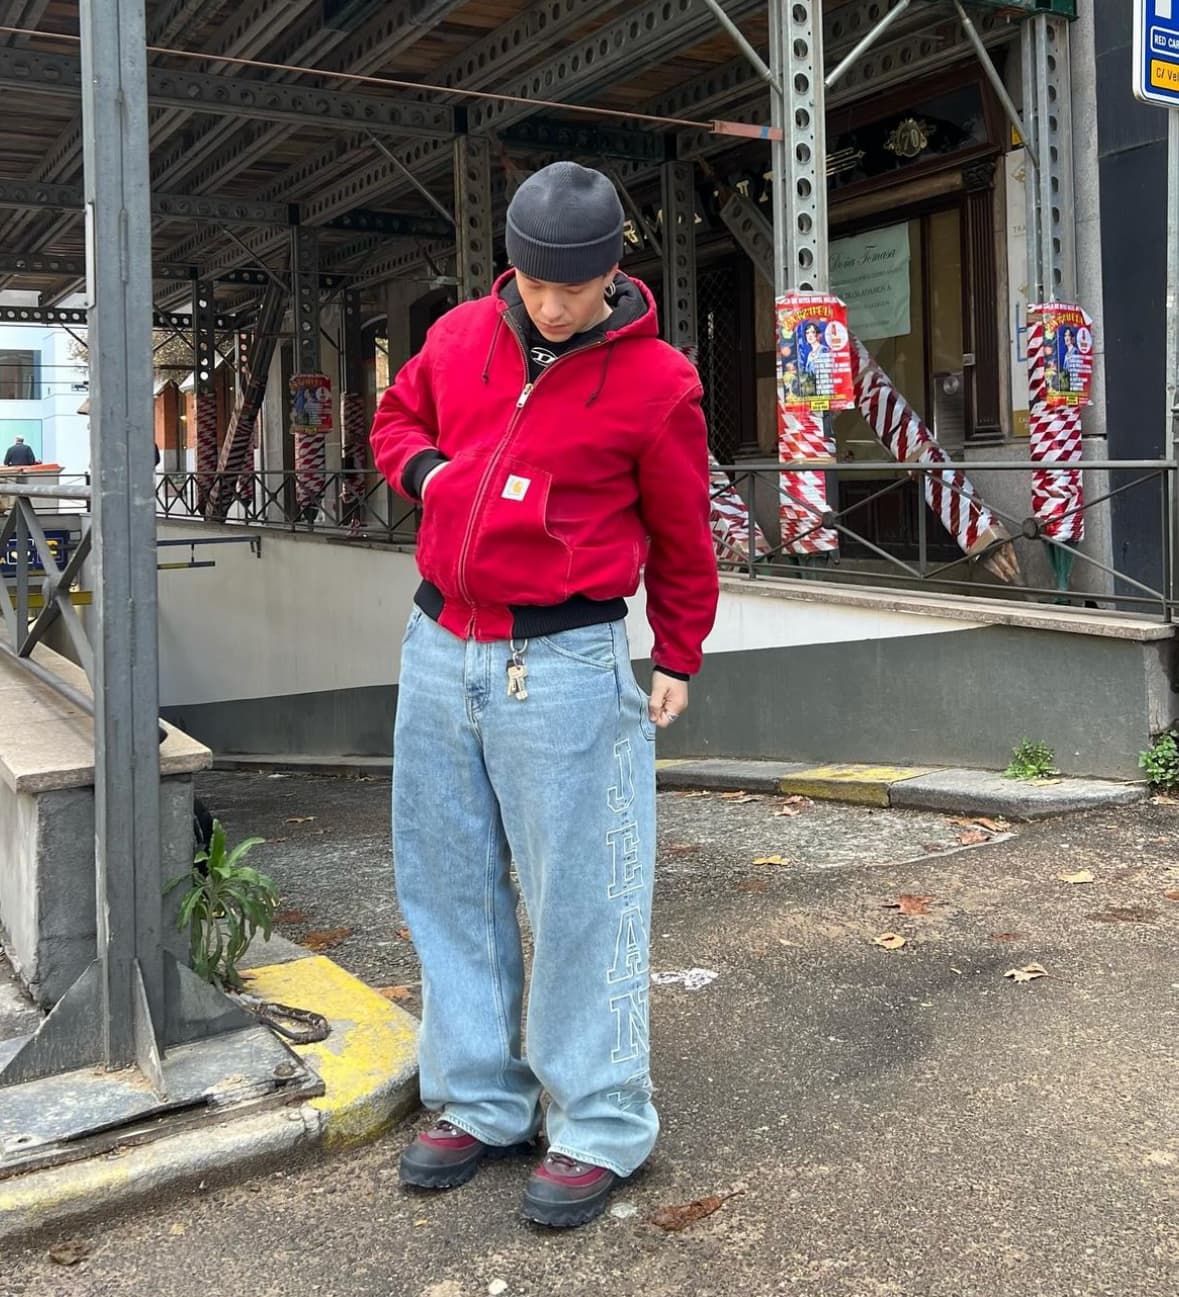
[3,771,1176,1297]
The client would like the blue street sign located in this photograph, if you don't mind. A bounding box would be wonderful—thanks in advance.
[1135,0,1179,109]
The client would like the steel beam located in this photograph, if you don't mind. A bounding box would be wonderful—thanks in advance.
[0,177,294,226]
[83,0,157,1075]
[1022,12,1074,303]
[454,136,494,301]
[291,225,322,373]
[323,208,453,238]
[0,48,456,139]
[149,0,470,198]
[499,117,668,164]
[773,0,827,294]
[661,161,699,356]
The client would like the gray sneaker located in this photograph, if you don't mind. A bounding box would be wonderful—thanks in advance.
[520,1152,617,1227]
[399,1119,536,1189]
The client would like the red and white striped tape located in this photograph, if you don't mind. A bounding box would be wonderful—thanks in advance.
[1026,316,1084,544]
[778,408,839,554]
[850,338,1004,559]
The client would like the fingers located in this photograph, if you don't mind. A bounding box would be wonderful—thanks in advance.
[649,675,689,729]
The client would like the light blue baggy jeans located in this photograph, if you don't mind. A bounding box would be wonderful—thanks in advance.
[392,609,658,1178]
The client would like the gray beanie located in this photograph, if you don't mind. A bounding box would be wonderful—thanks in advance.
[505,161,624,284]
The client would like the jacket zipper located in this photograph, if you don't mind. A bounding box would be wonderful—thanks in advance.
[454,318,609,630]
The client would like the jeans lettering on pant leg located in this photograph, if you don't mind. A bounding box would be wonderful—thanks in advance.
[607,902,649,985]
[606,820,642,900]
[608,986,649,1065]
[607,738,635,815]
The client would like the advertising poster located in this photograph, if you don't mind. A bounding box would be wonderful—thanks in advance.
[1033,304,1094,408]
[290,373,334,431]
[775,293,855,413]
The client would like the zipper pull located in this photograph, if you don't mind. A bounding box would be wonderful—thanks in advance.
[516,383,533,409]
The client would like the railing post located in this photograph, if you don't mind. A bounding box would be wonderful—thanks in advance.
[917,472,929,577]
[14,499,28,643]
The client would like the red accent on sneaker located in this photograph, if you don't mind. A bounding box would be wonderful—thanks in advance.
[535,1158,610,1189]
[419,1122,479,1150]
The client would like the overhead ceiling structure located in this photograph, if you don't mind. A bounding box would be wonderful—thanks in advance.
[0,0,1023,323]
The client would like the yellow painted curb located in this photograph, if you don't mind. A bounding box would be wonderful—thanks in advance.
[245,957,419,1150]
[655,759,691,769]
[778,764,936,808]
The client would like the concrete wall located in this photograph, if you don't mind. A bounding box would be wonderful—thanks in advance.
[0,776,194,1009]
[155,525,1176,779]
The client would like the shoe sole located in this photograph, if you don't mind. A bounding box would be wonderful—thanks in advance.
[520,1189,612,1228]
[399,1139,536,1190]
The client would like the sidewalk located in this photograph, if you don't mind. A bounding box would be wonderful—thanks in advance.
[656,757,1146,818]
[3,768,1175,1296]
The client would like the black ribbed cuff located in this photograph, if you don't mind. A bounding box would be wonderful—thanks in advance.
[402,449,448,501]
[652,665,691,682]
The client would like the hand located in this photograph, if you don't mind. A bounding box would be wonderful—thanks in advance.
[421,462,448,498]
[649,671,689,729]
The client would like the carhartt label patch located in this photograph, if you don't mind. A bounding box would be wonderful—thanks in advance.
[502,475,531,501]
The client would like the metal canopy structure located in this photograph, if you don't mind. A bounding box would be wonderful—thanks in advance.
[0,0,1050,317]
[0,0,1078,1123]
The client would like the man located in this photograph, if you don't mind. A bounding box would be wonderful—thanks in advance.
[3,436,37,467]
[370,161,718,1229]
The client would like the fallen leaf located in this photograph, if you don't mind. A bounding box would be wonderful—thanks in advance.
[736,880,768,892]
[413,1218,429,1227]
[1151,793,1179,805]
[958,829,990,846]
[1089,906,1157,924]
[285,815,316,824]
[649,1191,741,1231]
[882,894,932,916]
[266,836,289,844]
[1004,962,1047,983]
[378,985,412,1001]
[1057,870,1095,885]
[275,908,306,924]
[301,926,352,952]
[951,816,1006,833]
[752,854,787,866]
[169,1223,186,1237]
[396,927,411,940]
[991,932,1023,942]
[873,933,907,950]
[674,790,711,798]
[772,805,803,817]
[721,792,761,803]
[48,1241,92,1266]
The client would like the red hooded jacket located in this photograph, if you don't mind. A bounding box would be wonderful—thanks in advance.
[370,271,718,677]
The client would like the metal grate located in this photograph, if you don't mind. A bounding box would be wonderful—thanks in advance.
[696,260,750,464]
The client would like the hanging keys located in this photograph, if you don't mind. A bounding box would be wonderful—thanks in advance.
[506,640,529,701]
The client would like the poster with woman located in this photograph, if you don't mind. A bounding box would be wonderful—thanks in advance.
[290,373,334,430]
[1034,305,1094,407]
[776,294,855,412]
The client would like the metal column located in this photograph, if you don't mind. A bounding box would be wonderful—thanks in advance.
[192,277,218,511]
[660,161,698,362]
[1022,13,1076,304]
[771,0,827,296]
[80,0,160,1075]
[291,224,327,521]
[454,135,493,300]
[768,0,837,559]
[340,287,367,533]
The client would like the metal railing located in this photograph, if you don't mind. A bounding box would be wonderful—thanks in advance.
[142,460,1179,622]
[154,469,420,543]
[715,458,1178,621]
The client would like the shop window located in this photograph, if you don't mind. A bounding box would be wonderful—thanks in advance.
[696,257,757,463]
[0,350,40,400]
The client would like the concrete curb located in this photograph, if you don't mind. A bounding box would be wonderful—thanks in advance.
[656,758,1148,820]
[0,948,419,1243]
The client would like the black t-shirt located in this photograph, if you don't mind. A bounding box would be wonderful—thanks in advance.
[522,315,610,383]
